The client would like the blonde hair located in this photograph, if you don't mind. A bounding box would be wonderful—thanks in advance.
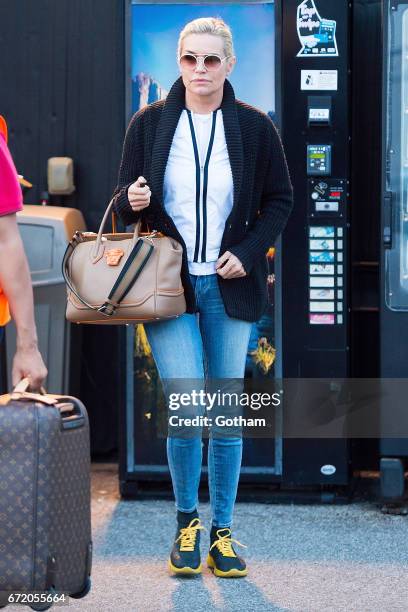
[177,17,235,59]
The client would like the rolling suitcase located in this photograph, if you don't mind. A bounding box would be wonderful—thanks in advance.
[0,379,92,610]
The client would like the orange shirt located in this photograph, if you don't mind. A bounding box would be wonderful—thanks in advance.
[0,289,10,326]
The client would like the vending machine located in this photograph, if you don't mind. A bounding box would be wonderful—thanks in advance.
[380,0,408,500]
[119,0,353,498]
[279,0,352,486]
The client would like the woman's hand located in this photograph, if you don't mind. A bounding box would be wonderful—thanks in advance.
[215,251,246,279]
[128,176,151,212]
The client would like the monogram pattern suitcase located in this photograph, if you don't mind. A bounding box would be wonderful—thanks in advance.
[0,382,92,609]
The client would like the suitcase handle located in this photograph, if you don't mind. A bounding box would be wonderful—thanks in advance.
[13,377,47,395]
[60,399,86,430]
[12,379,86,430]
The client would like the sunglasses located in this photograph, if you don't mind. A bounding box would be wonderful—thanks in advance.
[179,53,231,71]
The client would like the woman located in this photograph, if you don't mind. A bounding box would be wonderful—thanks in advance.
[113,17,294,578]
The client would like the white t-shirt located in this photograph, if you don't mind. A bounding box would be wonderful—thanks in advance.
[163,108,234,275]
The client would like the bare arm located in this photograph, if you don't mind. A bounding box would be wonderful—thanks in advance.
[0,213,47,389]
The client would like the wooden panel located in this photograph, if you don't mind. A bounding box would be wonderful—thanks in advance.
[0,0,126,230]
[0,0,126,455]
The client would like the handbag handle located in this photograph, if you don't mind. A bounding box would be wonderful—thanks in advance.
[111,211,117,234]
[111,210,150,235]
[92,199,142,259]
[110,193,151,237]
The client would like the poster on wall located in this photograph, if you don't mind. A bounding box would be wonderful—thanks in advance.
[131,2,276,117]
[130,2,278,378]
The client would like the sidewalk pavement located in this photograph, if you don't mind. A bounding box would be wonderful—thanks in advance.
[7,463,408,612]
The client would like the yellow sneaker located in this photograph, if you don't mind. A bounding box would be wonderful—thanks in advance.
[207,527,248,578]
[168,517,206,575]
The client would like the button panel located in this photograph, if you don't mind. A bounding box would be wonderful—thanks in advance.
[308,224,345,325]
[308,178,346,218]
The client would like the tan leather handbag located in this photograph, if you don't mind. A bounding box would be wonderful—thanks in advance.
[62,199,186,324]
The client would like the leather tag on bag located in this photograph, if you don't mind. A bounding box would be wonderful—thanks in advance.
[105,249,125,266]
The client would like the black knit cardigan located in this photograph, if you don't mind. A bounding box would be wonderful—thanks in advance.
[112,76,294,322]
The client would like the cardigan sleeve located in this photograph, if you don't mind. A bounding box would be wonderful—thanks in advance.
[112,110,146,226]
[228,119,294,275]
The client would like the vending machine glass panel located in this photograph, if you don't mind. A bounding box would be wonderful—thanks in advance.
[384,3,408,310]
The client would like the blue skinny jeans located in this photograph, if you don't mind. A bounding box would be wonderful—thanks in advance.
[144,273,252,528]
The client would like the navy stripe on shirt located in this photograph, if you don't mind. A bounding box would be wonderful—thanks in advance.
[186,109,218,263]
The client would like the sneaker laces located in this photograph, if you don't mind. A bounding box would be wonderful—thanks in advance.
[175,518,206,552]
[209,528,247,558]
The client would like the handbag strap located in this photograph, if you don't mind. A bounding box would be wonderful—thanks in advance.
[62,235,154,317]
[100,237,154,315]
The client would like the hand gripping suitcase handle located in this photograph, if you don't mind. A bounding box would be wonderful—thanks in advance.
[10,378,56,405]
[11,379,85,430]
[13,377,47,395]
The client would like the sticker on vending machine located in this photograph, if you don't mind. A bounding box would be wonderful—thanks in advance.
[309,239,335,250]
[310,264,335,275]
[310,314,335,324]
[310,301,335,312]
[301,70,338,90]
[310,289,335,299]
[296,0,339,57]
[309,226,335,237]
[310,251,335,263]
[309,276,335,287]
